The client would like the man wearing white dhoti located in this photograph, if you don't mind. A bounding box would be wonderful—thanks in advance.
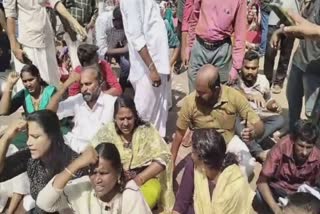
[120,0,170,137]
[3,0,86,91]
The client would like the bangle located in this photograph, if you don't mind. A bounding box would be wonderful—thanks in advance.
[65,167,76,178]
[148,62,155,70]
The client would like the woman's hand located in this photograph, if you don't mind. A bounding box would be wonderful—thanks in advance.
[74,146,98,170]
[4,120,27,141]
[6,72,20,89]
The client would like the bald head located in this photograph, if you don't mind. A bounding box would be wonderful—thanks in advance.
[196,64,220,90]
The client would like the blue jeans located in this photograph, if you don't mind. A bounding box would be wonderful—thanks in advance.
[287,64,320,132]
[259,10,270,56]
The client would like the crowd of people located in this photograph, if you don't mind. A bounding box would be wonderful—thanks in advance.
[0,0,320,213]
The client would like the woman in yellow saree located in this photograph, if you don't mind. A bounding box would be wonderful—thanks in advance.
[173,128,254,214]
[91,96,174,213]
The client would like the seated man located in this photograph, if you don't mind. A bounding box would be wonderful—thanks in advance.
[255,120,320,214]
[47,66,117,153]
[68,44,122,97]
[235,50,285,161]
[95,6,130,91]
[171,64,265,178]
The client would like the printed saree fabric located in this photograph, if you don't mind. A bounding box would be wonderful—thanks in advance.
[91,122,174,213]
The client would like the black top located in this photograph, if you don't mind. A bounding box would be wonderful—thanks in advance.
[0,146,86,214]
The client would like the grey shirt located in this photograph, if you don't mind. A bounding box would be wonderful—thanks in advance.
[268,0,300,26]
[292,0,320,72]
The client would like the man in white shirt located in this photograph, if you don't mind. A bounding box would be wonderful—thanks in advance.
[120,0,170,137]
[95,6,129,90]
[3,0,86,90]
[235,51,284,161]
[47,66,116,153]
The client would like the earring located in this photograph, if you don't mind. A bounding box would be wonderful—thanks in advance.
[118,177,121,184]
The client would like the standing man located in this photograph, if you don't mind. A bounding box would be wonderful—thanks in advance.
[263,0,299,94]
[271,0,320,132]
[259,0,272,57]
[181,0,247,92]
[120,0,170,137]
[60,0,98,69]
[3,0,86,89]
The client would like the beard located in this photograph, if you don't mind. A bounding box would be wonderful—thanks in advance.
[82,89,100,102]
[83,93,93,102]
[242,73,257,87]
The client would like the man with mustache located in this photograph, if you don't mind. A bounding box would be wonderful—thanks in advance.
[254,120,320,214]
[47,66,116,153]
[171,64,264,178]
[235,50,284,162]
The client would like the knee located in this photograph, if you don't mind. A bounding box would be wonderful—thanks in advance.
[274,115,285,130]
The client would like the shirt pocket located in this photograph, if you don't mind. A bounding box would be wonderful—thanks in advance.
[215,7,234,31]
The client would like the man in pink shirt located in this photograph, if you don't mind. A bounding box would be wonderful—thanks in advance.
[181,0,247,92]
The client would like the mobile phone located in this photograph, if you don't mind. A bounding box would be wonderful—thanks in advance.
[268,3,294,26]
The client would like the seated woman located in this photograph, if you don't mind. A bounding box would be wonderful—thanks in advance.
[0,64,56,116]
[68,44,122,97]
[0,110,85,214]
[37,143,152,214]
[246,3,261,51]
[91,96,174,212]
[173,128,254,214]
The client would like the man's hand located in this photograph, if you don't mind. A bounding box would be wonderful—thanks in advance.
[248,94,266,108]
[241,123,256,143]
[85,20,95,32]
[283,11,320,39]
[266,100,281,113]
[270,30,281,49]
[227,69,238,85]
[70,20,87,41]
[181,48,190,67]
[149,64,161,87]
[12,46,24,63]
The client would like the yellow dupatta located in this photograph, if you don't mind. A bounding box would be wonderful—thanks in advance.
[91,122,175,213]
[194,164,254,214]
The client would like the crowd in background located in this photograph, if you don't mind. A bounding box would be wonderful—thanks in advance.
[0,0,320,213]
